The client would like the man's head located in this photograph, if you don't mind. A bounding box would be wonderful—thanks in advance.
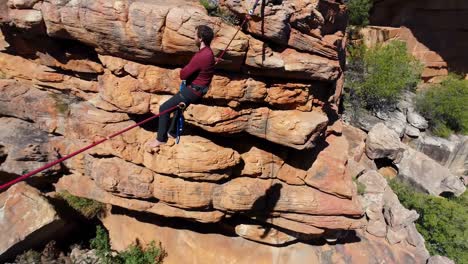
[195,25,214,47]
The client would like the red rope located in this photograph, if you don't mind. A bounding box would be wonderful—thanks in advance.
[0,105,179,191]
[215,0,261,64]
[1,1,263,191]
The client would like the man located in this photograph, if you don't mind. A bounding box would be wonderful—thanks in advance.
[146,25,215,148]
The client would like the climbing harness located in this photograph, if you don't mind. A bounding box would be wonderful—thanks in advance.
[176,81,188,144]
[0,0,262,191]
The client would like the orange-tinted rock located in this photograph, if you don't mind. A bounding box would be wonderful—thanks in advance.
[304,134,355,198]
[88,157,154,199]
[279,213,366,230]
[273,181,363,216]
[267,217,324,236]
[276,163,307,185]
[185,105,328,150]
[213,178,363,217]
[0,80,69,134]
[143,136,241,181]
[153,174,216,210]
[0,52,97,94]
[55,174,224,223]
[102,213,429,264]
[98,71,150,114]
[0,183,65,261]
[246,38,341,81]
[240,146,284,179]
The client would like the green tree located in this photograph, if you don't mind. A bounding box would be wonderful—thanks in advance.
[416,74,468,137]
[346,41,423,111]
[389,179,468,263]
[347,0,373,27]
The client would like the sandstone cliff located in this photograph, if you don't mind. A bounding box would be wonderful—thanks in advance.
[0,0,434,263]
[363,0,468,82]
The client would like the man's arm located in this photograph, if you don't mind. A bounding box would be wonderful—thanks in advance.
[180,53,201,80]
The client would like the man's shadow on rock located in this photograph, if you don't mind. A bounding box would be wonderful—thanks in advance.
[250,182,282,238]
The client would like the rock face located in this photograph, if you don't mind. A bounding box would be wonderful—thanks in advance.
[0,183,65,261]
[0,0,439,261]
[101,212,429,264]
[369,1,468,82]
[397,148,466,196]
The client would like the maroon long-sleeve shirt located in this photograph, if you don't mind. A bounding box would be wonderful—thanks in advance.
[180,46,215,87]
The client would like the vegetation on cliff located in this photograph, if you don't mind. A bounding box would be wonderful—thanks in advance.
[346,0,373,27]
[416,75,468,137]
[57,191,105,219]
[91,226,166,264]
[345,40,423,112]
[390,179,468,263]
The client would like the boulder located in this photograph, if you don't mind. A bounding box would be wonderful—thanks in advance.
[367,219,387,238]
[405,124,420,138]
[407,109,429,130]
[383,188,419,228]
[0,183,65,261]
[357,170,388,194]
[426,256,455,264]
[366,123,406,163]
[397,148,466,196]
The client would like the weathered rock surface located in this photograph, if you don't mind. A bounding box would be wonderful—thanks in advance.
[55,173,225,223]
[87,156,155,199]
[397,148,466,196]
[0,183,65,261]
[408,134,468,177]
[304,133,356,198]
[185,105,329,150]
[0,0,346,82]
[153,174,216,210]
[213,178,363,216]
[102,212,430,264]
[0,117,61,181]
[143,136,241,181]
[366,123,406,163]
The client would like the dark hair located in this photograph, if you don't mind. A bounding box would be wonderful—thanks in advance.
[196,25,214,46]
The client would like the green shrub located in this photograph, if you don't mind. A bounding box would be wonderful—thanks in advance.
[117,241,166,264]
[416,74,468,137]
[199,0,239,25]
[389,179,468,263]
[90,225,166,264]
[14,249,42,263]
[346,41,423,111]
[346,0,373,27]
[91,225,114,264]
[57,191,104,219]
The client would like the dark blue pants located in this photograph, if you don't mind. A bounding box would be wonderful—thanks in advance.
[157,90,200,142]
